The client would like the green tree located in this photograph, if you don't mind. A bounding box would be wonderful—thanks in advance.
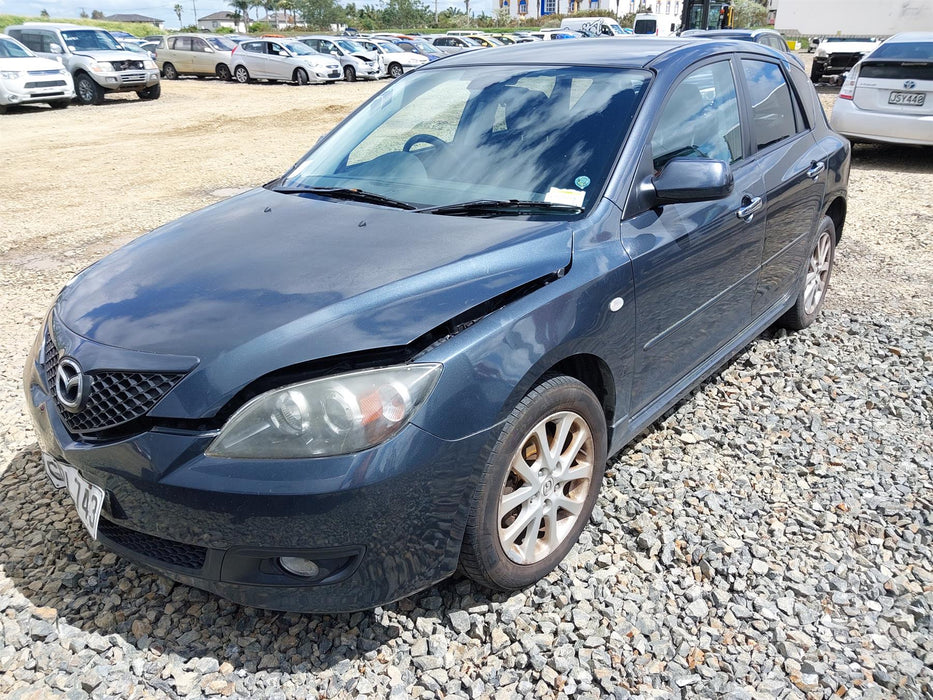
[79,8,89,17]
[174,3,184,24]
[381,0,431,28]
[296,0,345,29]
[732,0,767,27]
[230,0,250,26]
[91,9,104,18]
[40,8,50,17]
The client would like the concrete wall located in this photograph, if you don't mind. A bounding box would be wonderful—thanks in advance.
[775,0,933,36]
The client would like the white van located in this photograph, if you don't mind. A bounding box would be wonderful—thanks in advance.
[559,17,625,37]
[633,13,676,36]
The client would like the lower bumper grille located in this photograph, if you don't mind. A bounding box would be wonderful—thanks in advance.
[25,80,67,88]
[98,518,207,571]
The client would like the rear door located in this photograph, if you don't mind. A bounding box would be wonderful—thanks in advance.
[738,57,826,317]
[238,41,268,78]
[624,58,766,413]
[171,36,193,73]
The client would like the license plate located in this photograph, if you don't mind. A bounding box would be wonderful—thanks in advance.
[42,453,104,540]
[888,91,925,106]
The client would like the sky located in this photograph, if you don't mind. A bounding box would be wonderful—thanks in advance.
[0,0,475,28]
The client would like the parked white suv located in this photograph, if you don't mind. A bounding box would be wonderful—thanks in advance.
[6,23,160,104]
[0,33,75,112]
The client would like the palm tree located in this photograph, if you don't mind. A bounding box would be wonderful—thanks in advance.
[230,0,250,28]
[174,3,183,26]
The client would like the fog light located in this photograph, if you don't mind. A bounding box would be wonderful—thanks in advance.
[278,556,320,578]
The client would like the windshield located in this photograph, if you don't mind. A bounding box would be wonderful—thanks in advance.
[285,41,315,55]
[378,41,404,53]
[410,39,440,54]
[337,39,365,53]
[0,37,32,58]
[61,29,123,52]
[826,37,875,43]
[207,37,235,51]
[607,23,624,35]
[277,65,649,214]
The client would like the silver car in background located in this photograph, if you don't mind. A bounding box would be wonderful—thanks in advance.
[295,36,381,82]
[230,39,342,85]
[354,38,429,78]
[831,32,933,146]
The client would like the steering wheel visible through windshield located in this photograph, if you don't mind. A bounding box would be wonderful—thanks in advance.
[276,65,649,215]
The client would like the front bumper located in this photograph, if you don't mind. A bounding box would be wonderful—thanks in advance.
[24,321,494,612]
[0,77,74,105]
[830,98,933,146]
[95,70,160,93]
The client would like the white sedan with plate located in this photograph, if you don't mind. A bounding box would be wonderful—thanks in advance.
[831,32,933,146]
[0,33,75,112]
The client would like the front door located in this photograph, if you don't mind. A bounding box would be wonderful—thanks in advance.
[624,58,766,414]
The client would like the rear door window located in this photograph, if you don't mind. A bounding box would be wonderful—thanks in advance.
[741,59,801,150]
[174,37,192,51]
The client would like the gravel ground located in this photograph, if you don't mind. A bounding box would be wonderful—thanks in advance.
[1,65,932,699]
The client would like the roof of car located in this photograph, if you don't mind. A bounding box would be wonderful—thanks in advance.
[690,29,782,39]
[423,37,783,69]
[885,32,933,42]
[10,22,106,30]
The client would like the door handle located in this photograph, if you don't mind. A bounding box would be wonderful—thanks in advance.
[806,161,826,179]
[735,195,763,222]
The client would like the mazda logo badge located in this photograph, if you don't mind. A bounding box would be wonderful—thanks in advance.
[56,358,88,413]
[904,80,916,90]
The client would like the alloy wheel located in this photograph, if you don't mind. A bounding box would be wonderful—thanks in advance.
[497,411,594,565]
[804,229,833,315]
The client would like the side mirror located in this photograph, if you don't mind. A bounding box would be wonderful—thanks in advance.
[202,46,213,52]
[652,158,734,203]
[50,42,64,54]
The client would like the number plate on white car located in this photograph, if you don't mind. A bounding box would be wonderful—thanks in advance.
[888,91,925,106]
[42,453,104,540]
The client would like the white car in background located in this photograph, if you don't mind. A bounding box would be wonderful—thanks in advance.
[0,33,75,112]
[230,39,342,85]
[810,36,879,83]
[295,36,381,82]
[831,32,933,146]
[354,37,428,78]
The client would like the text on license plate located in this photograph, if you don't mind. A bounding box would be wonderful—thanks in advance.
[42,453,104,540]
[888,91,925,106]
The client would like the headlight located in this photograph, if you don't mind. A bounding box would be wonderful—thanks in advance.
[143,59,157,70]
[0,70,23,79]
[206,364,442,459]
[815,48,827,58]
[89,61,113,73]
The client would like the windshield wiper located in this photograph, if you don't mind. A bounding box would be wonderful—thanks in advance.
[416,199,583,217]
[272,186,416,210]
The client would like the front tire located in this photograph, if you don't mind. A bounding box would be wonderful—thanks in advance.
[74,73,104,105]
[162,62,178,80]
[137,83,161,100]
[294,68,310,85]
[216,63,232,81]
[388,62,403,79]
[234,65,250,84]
[460,375,607,591]
[343,65,356,82]
[779,215,836,330]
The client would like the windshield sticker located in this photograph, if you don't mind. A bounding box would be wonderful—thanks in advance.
[546,187,585,207]
[574,175,591,189]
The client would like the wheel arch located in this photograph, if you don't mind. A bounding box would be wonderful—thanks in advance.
[824,196,846,243]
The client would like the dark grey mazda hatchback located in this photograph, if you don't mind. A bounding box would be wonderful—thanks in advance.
[25,38,849,612]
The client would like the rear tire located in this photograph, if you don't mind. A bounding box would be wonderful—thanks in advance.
[162,63,178,80]
[343,65,356,82]
[459,375,607,591]
[74,73,104,105]
[779,215,836,331]
[137,83,161,101]
[216,64,232,81]
[234,65,250,83]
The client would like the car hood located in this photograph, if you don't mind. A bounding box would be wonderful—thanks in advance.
[0,55,65,72]
[56,187,573,417]
[73,49,147,62]
[820,41,878,54]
